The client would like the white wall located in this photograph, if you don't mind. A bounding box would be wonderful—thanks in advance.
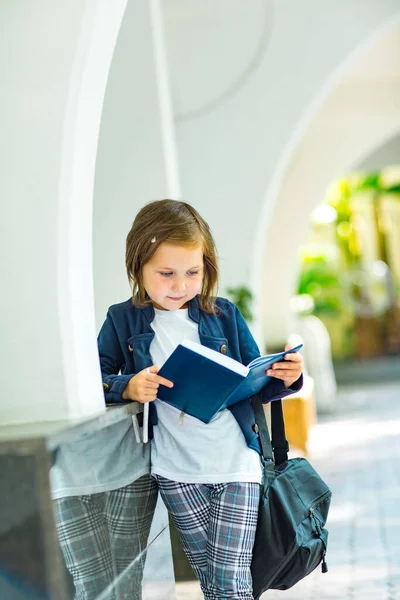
[161,0,400,348]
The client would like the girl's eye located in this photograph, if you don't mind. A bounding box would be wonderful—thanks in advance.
[188,271,200,276]
[159,272,173,277]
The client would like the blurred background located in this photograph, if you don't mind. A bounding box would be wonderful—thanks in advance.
[1,1,400,599]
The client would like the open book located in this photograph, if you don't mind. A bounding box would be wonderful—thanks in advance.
[157,340,303,423]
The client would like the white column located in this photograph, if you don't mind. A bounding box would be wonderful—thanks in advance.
[0,1,127,424]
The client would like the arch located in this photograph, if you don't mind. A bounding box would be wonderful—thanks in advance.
[252,13,400,348]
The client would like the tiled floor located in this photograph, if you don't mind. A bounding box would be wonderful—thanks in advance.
[176,381,400,599]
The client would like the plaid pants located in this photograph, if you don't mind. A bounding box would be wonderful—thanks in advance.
[154,475,260,600]
[53,475,157,600]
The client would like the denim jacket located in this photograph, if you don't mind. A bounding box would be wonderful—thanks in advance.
[97,295,303,454]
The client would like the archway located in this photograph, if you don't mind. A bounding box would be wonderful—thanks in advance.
[254,17,400,349]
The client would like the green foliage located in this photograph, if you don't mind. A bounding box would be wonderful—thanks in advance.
[226,285,254,322]
[353,172,380,192]
[386,185,400,194]
[297,167,400,359]
[297,253,343,316]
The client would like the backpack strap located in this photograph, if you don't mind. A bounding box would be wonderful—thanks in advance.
[251,395,273,462]
[251,395,289,466]
[270,400,289,465]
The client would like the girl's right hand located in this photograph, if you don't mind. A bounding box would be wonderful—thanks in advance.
[121,365,174,403]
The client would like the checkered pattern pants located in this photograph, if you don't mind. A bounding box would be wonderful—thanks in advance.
[53,475,158,600]
[154,475,260,600]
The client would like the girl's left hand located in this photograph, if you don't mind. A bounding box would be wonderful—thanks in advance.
[266,344,304,389]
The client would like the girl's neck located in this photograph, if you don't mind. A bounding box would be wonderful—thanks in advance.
[152,302,189,311]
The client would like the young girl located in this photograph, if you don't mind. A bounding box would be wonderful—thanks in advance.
[98,199,303,600]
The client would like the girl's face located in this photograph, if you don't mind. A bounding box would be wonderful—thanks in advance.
[142,242,204,311]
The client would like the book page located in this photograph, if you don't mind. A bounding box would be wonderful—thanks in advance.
[181,339,249,376]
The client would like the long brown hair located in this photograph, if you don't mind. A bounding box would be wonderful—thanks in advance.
[126,199,219,313]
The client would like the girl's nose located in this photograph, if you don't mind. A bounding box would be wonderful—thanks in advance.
[172,278,186,293]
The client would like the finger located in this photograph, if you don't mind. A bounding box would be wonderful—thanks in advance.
[268,363,301,373]
[152,375,174,388]
[270,361,299,371]
[267,370,292,379]
[142,380,160,389]
[144,366,174,388]
[283,352,302,362]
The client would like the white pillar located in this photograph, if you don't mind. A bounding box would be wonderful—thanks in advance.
[0,1,127,424]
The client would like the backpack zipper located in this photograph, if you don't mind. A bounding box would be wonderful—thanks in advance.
[309,505,329,573]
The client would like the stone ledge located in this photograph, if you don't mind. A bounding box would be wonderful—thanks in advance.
[0,402,142,451]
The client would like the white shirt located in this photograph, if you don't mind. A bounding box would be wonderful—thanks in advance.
[150,308,262,484]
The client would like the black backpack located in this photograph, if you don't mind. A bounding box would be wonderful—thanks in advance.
[251,395,331,598]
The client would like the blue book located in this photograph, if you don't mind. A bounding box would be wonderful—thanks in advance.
[157,339,303,423]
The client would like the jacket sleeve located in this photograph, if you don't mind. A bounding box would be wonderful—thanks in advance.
[97,310,136,403]
[233,303,303,404]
